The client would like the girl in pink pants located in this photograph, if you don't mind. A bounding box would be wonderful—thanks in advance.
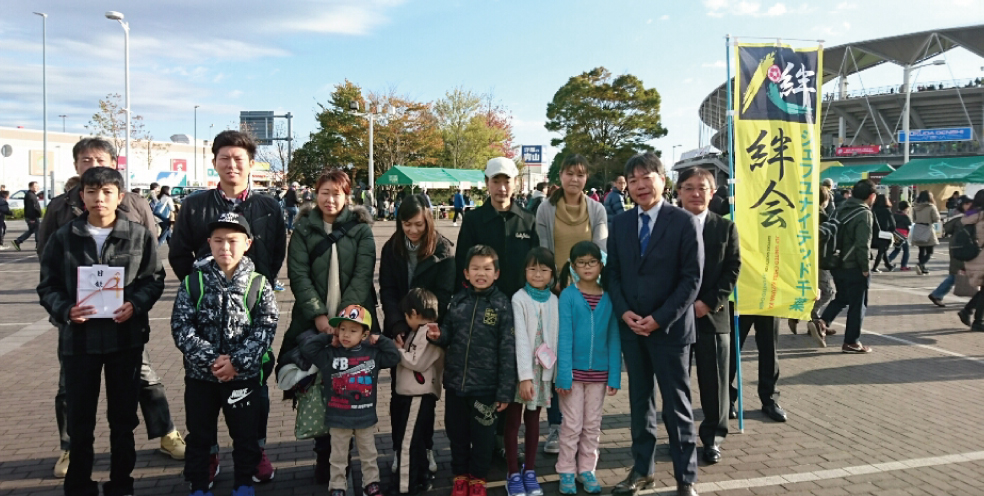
[554,241,622,495]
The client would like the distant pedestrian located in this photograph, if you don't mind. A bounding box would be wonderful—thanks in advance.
[928,196,972,307]
[156,186,176,246]
[955,190,984,331]
[888,201,914,271]
[818,180,877,354]
[872,194,896,272]
[603,176,627,229]
[284,182,300,233]
[11,181,42,251]
[0,190,10,250]
[452,189,465,226]
[911,191,941,275]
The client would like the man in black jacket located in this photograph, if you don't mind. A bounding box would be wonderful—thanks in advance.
[455,157,538,297]
[283,182,300,233]
[677,167,740,464]
[168,130,286,483]
[11,181,42,251]
[0,190,10,249]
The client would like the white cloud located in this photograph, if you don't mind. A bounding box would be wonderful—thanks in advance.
[228,90,244,99]
[766,3,787,16]
[734,1,761,15]
[702,60,727,68]
[832,1,858,12]
[647,18,653,24]
[659,14,670,21]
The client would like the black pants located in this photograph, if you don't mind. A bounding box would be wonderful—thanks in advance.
[392,393,437,494]
[963,289,984,324]
[453,208,463,223]
[821,269,868,345]
[57,347,174,451]
[875,245,891,269]
[444,389,497,479]
[694,331,730,447]
[15,217,38,244]
[918,246,934,266]
[729,313,780,408]
[184,377,261,491]
[62,347,143,496]
[619,331,697,484]
[0,220,6,244]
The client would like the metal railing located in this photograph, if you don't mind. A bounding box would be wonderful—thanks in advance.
[821,77,984,101]
[820,140,983,159]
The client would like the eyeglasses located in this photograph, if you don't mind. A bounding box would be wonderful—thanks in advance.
[574,259,600,269]
[681,186,711,194]
[525,267,553,273]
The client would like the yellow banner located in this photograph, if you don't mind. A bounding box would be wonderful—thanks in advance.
[733,43,822,319]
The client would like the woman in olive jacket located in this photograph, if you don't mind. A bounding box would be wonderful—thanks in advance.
[280,169,376,482]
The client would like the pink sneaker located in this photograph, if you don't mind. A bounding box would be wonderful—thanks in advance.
[252,449,275,483]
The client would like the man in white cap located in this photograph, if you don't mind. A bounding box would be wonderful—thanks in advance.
[455,157,539,297]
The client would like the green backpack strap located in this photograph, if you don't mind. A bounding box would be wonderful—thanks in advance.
[183,271,206,311]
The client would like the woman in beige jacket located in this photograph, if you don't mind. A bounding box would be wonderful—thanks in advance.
[910,191,940,274]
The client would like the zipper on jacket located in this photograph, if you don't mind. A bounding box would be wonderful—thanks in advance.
[461,298,479,390]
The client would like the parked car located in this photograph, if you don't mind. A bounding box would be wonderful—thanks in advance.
[7,189,52,210]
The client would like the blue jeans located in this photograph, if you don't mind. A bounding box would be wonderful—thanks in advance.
[931,274,955,300]
[888,242,909,267]
[286,207,299,231]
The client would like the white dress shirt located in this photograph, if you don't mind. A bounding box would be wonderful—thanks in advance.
[695,209,709,231]
[638,200,663,237]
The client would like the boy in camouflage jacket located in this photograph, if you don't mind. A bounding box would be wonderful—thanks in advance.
[171,213,278,496]
[427,245,517,496]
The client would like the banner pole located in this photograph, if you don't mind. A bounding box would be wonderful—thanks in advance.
[726,34,744,434]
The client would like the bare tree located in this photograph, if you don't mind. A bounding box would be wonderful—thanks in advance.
[85,93,169,168]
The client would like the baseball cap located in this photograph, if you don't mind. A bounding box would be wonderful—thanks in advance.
[328,304,373,330]
[207,212,252,239]
[485,157,519,178]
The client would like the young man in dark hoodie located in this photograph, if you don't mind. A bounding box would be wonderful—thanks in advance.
[37,167,166,496]
[11,180,42,251]
[428,245,517,496]
[299,305,401,496]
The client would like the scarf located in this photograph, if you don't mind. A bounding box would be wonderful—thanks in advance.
[323,221,342,317]
[525,283,551,303]
[555,195,589,226]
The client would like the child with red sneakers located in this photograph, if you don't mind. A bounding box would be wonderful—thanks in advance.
[427,245,517,496]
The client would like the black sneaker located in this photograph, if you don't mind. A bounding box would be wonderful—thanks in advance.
[11,240,21,251]
[958,309,972,327]
[364,482,383,496]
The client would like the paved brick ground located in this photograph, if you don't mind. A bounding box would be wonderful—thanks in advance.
[1,218,983,495]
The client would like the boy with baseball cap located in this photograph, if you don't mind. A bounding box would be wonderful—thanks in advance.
[299,305,402,496]
[171,212,279,496]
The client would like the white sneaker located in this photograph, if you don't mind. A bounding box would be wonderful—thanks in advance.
[452,222,458,227]
[544,425,560,454]
[427,449,437,473]
[54,450,70,478]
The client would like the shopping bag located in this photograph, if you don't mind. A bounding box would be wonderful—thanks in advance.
[294,372,331,440]
[954,274,978,298]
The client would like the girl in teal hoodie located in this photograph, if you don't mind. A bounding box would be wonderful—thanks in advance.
[554,241,621,495]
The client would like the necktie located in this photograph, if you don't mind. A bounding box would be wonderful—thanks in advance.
[639,212,651,254]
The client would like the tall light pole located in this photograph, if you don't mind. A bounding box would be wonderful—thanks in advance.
[58,114,67,132]
[194,105,200,185]
[349,99,394,192]
[105,11,130,192]
[902,59,946,164]
[672,144,683,164]
[34,12,48,206]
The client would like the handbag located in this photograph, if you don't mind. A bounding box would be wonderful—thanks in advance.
[294,372,331,440]
[911,223,933,246]
[535,342,556,370]
[954,274,979,298]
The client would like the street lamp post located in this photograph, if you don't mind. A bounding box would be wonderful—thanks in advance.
[105,11,130,192]
[672,144,683,164]
[194,105,200,184]
[348,100,394,192]
[902,59,946,164]
[58,115,67,132]
[33,12,48,206]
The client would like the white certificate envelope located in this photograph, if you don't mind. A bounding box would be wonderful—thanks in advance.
[77,265,125,319]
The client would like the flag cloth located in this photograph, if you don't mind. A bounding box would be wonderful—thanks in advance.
[733,43,822,319]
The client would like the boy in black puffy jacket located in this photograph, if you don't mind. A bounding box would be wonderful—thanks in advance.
[427,245,516,496]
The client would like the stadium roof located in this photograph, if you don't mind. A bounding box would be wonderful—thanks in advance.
[698,24,984,135]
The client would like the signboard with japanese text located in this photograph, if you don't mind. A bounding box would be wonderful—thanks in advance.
[733,43,822,319]
[171,159,187,172]
[835,145,880,157]
[521,146,543,164]
[898,127,973,143]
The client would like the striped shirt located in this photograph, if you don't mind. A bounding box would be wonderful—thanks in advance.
[581,291,602,311]
[572,370,608,383]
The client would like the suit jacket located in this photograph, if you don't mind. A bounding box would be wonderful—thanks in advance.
[607,202,703,347]
[695,212,741,335]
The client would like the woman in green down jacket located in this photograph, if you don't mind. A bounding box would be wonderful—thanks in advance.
[280,168,377,483]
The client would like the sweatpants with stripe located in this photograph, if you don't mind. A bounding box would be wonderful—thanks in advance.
[391,392,437,494]
[184,378,261,492]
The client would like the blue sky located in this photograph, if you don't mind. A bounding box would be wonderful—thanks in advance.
[2,0,983,167]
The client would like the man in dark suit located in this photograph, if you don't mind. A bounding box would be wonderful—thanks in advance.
[677,167,740,465]
[609,152,702,496]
